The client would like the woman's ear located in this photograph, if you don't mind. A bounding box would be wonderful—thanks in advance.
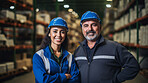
[48,33,50,37]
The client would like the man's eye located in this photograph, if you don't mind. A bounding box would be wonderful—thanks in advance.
[92,23,97,26]
[83,24,88,27]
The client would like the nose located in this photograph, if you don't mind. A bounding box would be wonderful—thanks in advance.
[57,31,61,37]
[88,25,93,31]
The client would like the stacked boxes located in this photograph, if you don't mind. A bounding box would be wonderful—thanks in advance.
[38,11,51,24]
[0,10,14,20]
[0,64,6,74]
[16,60,26,69]
[6,62,14,72]
[24,58,32,67]
[0,34,7,46]
[36,24,45,36]
[0,62,14,74]
[59,11,83,52]
[130,29,137,44]
[26,0,33,5]
[139,25,148,46]
[36,11,50,23]
[16,14,27,23]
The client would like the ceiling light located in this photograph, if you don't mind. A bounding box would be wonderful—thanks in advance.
[106,4,111,8]
[107,0,112,1]
[64,5,69,8]
[36,8,39,12]
[10,6,14,9]
[68,9,73,12]
[58,0,64,2]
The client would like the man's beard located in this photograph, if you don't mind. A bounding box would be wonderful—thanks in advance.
[84,30,99,41]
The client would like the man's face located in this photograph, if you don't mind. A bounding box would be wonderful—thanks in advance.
[81,20,101,41]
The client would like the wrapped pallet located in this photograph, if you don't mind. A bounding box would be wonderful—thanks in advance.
[24,58,32,67]
[16,14,27,23]
[0,34,7,46]
[0,10,14,20]
[0,64,6,74]
[36,13,44,22]
[6,39,14,47]
[16,60,26,69]
[36,24,45,35]
[6,62,14,72]
[26,0,33,5]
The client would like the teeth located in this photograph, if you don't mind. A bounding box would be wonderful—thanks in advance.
[56,39,61,41]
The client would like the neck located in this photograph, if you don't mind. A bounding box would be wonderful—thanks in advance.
[87,40,96,49]
[51,43,61,52]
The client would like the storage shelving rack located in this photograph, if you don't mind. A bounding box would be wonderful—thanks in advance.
[0,0,34,80]
[110,0,148,78]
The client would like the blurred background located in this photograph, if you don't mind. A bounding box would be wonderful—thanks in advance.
[0,0,148,83]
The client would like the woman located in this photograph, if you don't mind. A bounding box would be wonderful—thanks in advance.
[33,17,80,83]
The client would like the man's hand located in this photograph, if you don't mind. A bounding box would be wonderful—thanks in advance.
[65,74,72,79]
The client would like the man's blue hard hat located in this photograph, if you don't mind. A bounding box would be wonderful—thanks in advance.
[48,17,68,31]
[80,11,101,26]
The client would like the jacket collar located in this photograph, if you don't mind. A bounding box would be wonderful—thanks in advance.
[80,34,105,47]
[43,46,69,59]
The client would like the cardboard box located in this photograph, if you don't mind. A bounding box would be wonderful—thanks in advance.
[36,24,45,35]
[0,10,14,20]
[24,58,32,67]
[0,64,6,74]
[6,62,14,72]
[16,60,26,69]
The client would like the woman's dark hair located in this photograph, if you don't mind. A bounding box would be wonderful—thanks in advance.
[39,28,68,50]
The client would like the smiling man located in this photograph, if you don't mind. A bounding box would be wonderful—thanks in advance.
[74,11,140,83]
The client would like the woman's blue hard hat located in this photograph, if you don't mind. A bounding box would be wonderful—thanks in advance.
[80,11,101,26]
[48,17,68,31]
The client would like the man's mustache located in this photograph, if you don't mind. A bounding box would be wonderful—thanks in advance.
[86,31,96,35]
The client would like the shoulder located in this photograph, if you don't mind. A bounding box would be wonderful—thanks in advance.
[105,39,122,47]
[33,49,46,60]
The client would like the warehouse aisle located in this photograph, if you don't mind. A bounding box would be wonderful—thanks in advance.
[2,71,35,83]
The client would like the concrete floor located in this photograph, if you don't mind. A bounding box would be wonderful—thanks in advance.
[1,71,35,83]
[1,72,148,83]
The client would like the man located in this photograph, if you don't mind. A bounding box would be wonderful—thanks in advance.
[74,11,140,83]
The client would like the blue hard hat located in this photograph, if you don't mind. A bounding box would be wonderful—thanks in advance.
[80,11,101,26]
[48,17,68,31]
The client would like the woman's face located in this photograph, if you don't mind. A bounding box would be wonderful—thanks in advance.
[49,26,67,46]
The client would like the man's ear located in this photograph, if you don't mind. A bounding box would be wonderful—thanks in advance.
[48,33,50,37]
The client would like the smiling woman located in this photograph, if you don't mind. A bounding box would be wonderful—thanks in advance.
[32,17,80,83]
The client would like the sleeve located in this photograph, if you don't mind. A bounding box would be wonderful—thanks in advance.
[67,55,80,83]
[32,53,67,83]
[116,44,140,82]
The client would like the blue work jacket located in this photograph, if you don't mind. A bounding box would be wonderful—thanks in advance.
[33,46,80,83]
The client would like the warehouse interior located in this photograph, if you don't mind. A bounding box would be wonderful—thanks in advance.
[0,0,148,83]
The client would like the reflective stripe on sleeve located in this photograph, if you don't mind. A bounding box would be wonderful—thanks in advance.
[36,49,50,74]
[67,52,72,73]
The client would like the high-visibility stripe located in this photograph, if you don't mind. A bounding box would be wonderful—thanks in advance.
[36,49,50,74]
[93,55,115,60]
[75,57,87,61]
[67,52,72,73]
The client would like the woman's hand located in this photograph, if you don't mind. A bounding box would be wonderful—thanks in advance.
[65,74,72,79]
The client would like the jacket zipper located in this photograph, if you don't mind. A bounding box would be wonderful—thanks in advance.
[80,43,90,83]
[80,41,102,83]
